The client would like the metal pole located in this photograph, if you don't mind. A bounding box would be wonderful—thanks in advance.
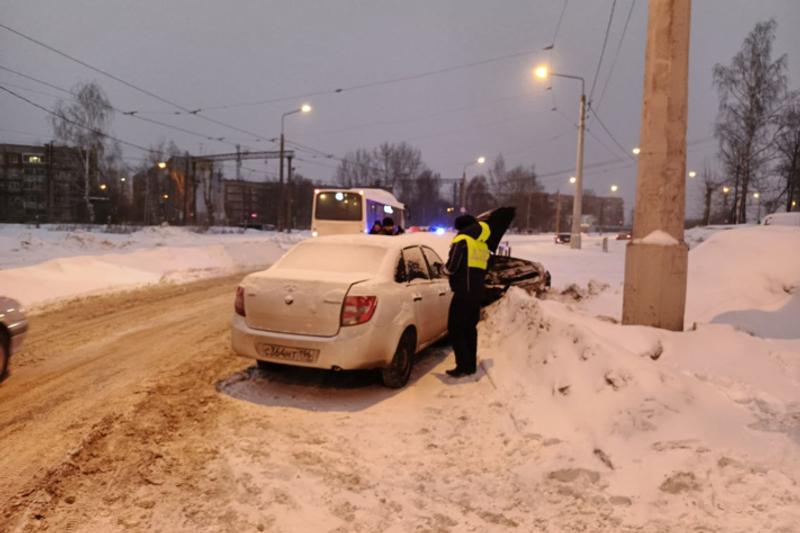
[459,167,467,213]
[235,144,241,181]
[278,131,285,231]
[570,92,586,249]
[286,154,294,231]
[555,190,562,233]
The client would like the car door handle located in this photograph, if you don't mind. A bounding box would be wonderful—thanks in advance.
[413,295,423,302]
[438,291,447,296]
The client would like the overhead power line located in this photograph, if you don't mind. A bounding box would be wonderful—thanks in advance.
[588,0,617,103]
[587,105,633,159]
[0,84,151,152]
[596,0,636,108]
[1,64,242,147]
[545,0,570,50]
[198,47,548,113]
[0,23,274,144]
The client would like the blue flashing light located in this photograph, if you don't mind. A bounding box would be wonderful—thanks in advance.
[435,227,445,236]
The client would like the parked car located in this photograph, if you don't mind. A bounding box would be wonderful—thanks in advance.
[231,234,453,388]
[1,296,28,379]
[616,231,632,240]
[554,233,571,244]
[762,212,800,226]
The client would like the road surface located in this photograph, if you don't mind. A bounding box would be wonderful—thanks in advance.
[0,273,658,532]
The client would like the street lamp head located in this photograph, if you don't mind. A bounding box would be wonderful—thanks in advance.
[120,177,126,182]
[722,186,730,194]
[632,147,641,155]
[157,161,167,169]
[688,170,697,178]
[610,184,619,193]
[301,104,312,113]
[477,156,486,165]
[99,183,107,191]
[163,193,169,200]
[569,176,577,184]
[534,65,549,80]
[753,192,760,199]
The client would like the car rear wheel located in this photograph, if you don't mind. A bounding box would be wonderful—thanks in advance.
[0,330,9,378]
[381,330,415,389]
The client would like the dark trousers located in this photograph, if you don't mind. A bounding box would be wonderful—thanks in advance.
[447,292,481,373]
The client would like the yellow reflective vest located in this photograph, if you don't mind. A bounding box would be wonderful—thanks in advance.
[451,221,491,270]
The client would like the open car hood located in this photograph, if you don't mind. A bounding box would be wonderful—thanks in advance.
[476,206,516,253]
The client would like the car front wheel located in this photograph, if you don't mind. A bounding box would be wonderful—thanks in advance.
[381,331,415,389]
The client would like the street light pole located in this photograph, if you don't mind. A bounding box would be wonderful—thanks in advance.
[534,66,586,249]
[460,156,485,213]
[278,104,311,231]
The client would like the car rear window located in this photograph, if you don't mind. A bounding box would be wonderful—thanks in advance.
[277,243,387,273]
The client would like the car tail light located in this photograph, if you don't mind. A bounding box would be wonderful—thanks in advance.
[341,295,377,326]
[235,286,246,316]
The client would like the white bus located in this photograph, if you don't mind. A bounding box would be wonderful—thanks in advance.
[311,188,405,236]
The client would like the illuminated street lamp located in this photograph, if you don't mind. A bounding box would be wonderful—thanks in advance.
[460,156,487,212]
[610,184,619,193]
[163,193,169,200]
[569,176,577,184]
[534,64,586,249]
[157,161,167,169]
[279,103,312,230]
[688,170,697,178]
[99,183,107,191]
[632,147,641,155]
[722,186,730,194]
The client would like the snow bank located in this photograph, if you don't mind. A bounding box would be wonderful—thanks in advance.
[635,229,679,246]
[480,287,800,527]
[686,225,800,326]
[0,225,305,308]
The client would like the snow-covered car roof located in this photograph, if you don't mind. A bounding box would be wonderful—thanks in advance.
[305,232,450,251]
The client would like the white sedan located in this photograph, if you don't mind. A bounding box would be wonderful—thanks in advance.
[231,234,453,388]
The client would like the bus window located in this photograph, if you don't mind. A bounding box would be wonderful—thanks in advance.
[315,191,362,221]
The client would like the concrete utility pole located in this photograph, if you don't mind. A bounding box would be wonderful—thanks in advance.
[571,92,586,249]
[622,0,692,331]
[286,154,294,230]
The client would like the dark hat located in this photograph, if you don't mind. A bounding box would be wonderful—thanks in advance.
[454,214,477,231]
[382,217,395,226]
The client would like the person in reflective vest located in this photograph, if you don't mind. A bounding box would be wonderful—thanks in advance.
[442,214,491,377]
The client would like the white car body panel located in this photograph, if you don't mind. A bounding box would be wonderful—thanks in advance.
[231,234,453,371]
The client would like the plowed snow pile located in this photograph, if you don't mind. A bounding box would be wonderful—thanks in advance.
[477,224,800,530]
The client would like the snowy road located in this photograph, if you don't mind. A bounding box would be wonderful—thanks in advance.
[0,273,649,532]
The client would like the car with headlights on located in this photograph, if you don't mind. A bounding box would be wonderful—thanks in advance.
[231,234,452,388]
[1,296,28,379]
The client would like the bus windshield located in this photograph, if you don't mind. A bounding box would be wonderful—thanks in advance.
[315,191,362,221]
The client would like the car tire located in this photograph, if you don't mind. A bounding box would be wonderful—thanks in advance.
[381,330,415,389]
[0,330,9,378]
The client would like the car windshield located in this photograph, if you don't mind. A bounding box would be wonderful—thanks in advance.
[276,243,387,273]
[315,192,363,221]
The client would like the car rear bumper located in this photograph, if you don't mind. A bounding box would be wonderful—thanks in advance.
[7,319,28,355]
[230,314,393,370]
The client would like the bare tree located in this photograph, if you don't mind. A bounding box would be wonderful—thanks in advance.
[373,142,424,193]
[399,169,444,225]
[699,165,723,225]
[335,148,374,187]
[465,175,494,215]
[713,19,788,223]
[50,81,113,222]
[775,93,800,212]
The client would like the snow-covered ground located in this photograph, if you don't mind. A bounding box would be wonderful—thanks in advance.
[1,222,799,529]
[0,224,305,307]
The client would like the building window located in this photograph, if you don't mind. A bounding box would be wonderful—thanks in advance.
[23,153,46,164]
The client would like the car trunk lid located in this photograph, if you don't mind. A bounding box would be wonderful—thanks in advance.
[242,269,369,336]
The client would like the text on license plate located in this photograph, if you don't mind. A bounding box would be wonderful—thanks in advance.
[257,343,319,363]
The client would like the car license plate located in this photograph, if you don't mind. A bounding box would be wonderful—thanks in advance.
[257,343,319,363]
